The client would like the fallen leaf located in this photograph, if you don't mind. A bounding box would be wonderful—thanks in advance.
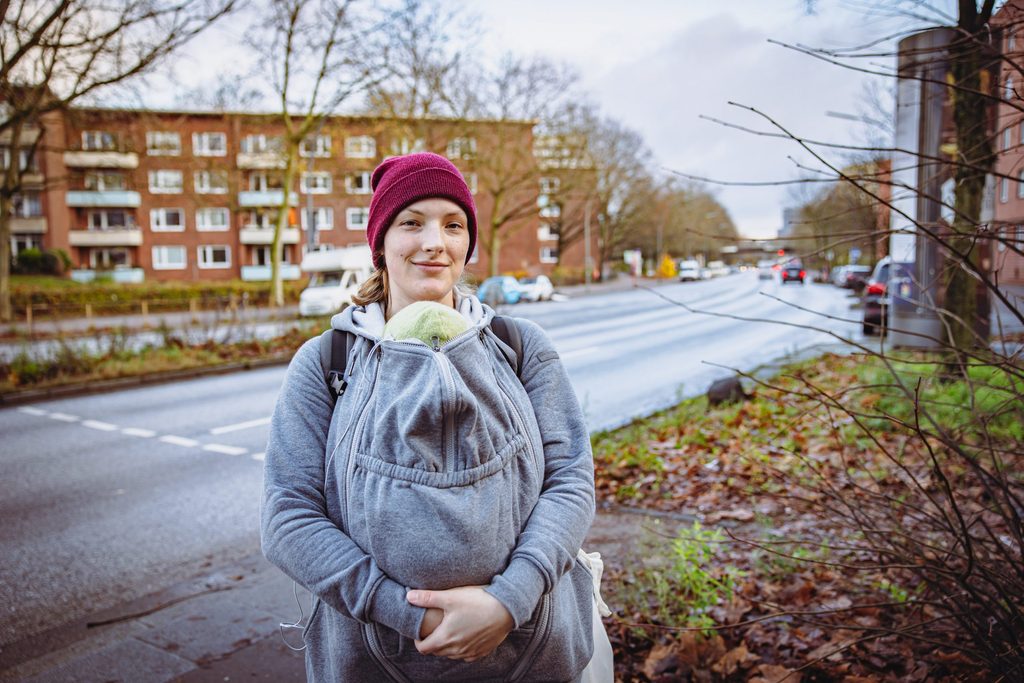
[642,643,678,680]
[710,643,759,676]
[750,663,802,683]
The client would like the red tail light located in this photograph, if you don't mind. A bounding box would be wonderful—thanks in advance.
[867,282,886,296]
[799,270,806,278]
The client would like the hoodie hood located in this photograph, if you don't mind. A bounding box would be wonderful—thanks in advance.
[330,292,489,341]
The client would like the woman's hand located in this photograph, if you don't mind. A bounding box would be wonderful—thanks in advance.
[407,586,514,662]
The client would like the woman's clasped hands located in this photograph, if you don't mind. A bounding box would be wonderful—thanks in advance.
[407,585,515,662]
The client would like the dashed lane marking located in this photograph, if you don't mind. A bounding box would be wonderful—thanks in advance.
[82,420,118,431]
[18,407,47,416]
[49,413,80,422]
[122,427,156,438]
[210,416,272,435]
[251,452,266,461]
[202,444,248,456]
[159,435,199,448]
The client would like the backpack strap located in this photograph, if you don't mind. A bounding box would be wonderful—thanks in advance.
[319,328,354,404]
[489,315,523,378]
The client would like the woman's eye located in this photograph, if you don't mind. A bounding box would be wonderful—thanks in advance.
[446,222,464,231]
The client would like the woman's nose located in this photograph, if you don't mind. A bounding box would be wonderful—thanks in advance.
[420,221,445,252]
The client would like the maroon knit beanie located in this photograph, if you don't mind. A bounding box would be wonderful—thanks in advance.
[366,152,477,269]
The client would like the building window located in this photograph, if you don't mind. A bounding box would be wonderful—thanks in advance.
[197,244,231,269]
[538,224,559,242]
[82,131,116,151]
[88,210,134,231]
[1001,176,1009,203]
[241,134,283,154]
[248,171,283,191]
[462,171,478,194]
[11,233,42,256]
[12,192,42,218]
[346,207,369,230]
[299,134,331,158]
[252,245,290,266]
[1018,170,1024,199]
[345,135,377,158]
[539,177,560,194]
[540,246,559,264]
[301,207,334,231]
[150,208,185,232]
[85,171,127,191]
[345,172,372,194]
[149,170,183,194]
[540,203,561,219]
[195,170,229,194]
[244,210,278,229]
[300,171,332,194]
[196,207,230,232]
[1,147,37,172]
[446,137,476,160]
[389,138,425,157]
[1007,77,1015,100]
[146,132,181,156]
[1004,128,1012,151]
[89,247,130,269]
[152,245,187,270]
[1010,28,1017,52]
[193,132,227,157]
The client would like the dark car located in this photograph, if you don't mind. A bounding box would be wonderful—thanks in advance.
[862,257,890,335]
[840,265,873,292]
[780,261,805,284]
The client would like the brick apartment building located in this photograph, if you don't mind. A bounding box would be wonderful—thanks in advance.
[993,0,1024,286]
[5,106,588,283]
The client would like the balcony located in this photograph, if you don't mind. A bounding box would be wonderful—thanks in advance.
[237,190,298,208]
[237,152,287,170]
[239,227,300,245]
[68,228,144,247]
[240,264,302,281]
[10,217,47,234]
[66,190,141,208]
[63,150,139,169]
[70,268,145,284]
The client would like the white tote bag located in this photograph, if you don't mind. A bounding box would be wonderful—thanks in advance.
[577,550,613,683]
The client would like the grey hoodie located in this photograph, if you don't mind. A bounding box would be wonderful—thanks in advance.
[261,297,596,682]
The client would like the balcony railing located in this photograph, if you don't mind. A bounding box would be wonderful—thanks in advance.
[63,150,139,169]
[66,190,141,208]
[237,151,287,170]
[10,217,47,234]
[70,268,145,284]
[241,264,302,281]
[239,226,300,244]
[68,228,143,247]
[238,190,298,208]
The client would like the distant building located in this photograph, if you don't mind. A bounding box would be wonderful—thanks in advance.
[992,0,1024,286]
[5,106,594,283]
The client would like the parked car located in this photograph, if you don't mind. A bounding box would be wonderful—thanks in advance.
[678,260,701,281]
[840,265,873,291]
[706,260,729,278]
[517,274,554,302]
[780,261,806,284]
[298,245,374,316]
[862,257,905,336]
[757,259,777,280]
[476,276,522,306]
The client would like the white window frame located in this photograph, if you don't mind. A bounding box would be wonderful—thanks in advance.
[1004,128,1012,151]
[82,131,116,151]
[4,147,37,172]
[150,208,185,232]
[462,172,478,194]
[446,137,477,160]
[539,177,560,194]
[346,207,369,230]
[252,245,291,266]
[152,245,187,270]
[248,171,283,192]
[299,134,331,158]
[192,132,227,157]
[11,233,42,256]
[538,224,559,242]
[195,170,229,194]
[196,207,230,232]
[1001,176,1009,203]
[540,246,559,264]
[85,171,127,191]
[148,169,183,194]
[345,135,377,159]
[197,244,231,269]
[244,210,278,229]
[88,210,134,231]
[1018,170,1024,199]
[301,207,334,231]
[241,134,282,154]
[345,172,372,195]
[89,247,130,269]
[12,192,43,218]
[146,131,181,156]
[300,171,332,194]
[539,203,561,218]
[389,138,425,157]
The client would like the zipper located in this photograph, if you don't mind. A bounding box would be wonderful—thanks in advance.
[431,344,457,472]
[341,346,383,532]
[506,593,553,682]
[489,332,543,477]
[363,623,412,683]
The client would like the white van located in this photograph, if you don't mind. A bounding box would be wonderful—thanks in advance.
[298,245,374,316]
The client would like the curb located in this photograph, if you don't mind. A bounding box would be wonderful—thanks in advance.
[0,355,293,407]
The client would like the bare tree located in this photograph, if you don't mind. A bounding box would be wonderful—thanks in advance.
[0,0,238,321]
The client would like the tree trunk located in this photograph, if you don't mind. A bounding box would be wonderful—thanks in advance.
[489,228,501,276]
[271,151,296,308]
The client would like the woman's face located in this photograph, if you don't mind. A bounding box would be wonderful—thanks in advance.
[383,198,470,316]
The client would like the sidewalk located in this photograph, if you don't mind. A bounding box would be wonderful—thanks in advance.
[0,508,687,683]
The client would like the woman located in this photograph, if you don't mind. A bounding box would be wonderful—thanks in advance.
[261,152,598,682]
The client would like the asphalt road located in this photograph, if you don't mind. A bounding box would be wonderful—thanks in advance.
[0,272,857,652]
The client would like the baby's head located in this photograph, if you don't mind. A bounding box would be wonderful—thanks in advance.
[383,300,469,347]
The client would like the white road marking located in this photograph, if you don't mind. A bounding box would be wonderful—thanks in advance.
[202,444,248,456]
[560,346,600,360]
[122,427,156,438]
[18,407,47,416]
[49,413,80,422]
[82,420,118,431]
[250,452,266,461]
[159,435,199,448]
[210,417,272,435]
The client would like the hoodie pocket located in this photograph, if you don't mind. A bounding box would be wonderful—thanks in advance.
[350,433,528,590]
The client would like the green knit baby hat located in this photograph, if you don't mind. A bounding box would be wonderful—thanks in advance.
[383,301,470,346]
